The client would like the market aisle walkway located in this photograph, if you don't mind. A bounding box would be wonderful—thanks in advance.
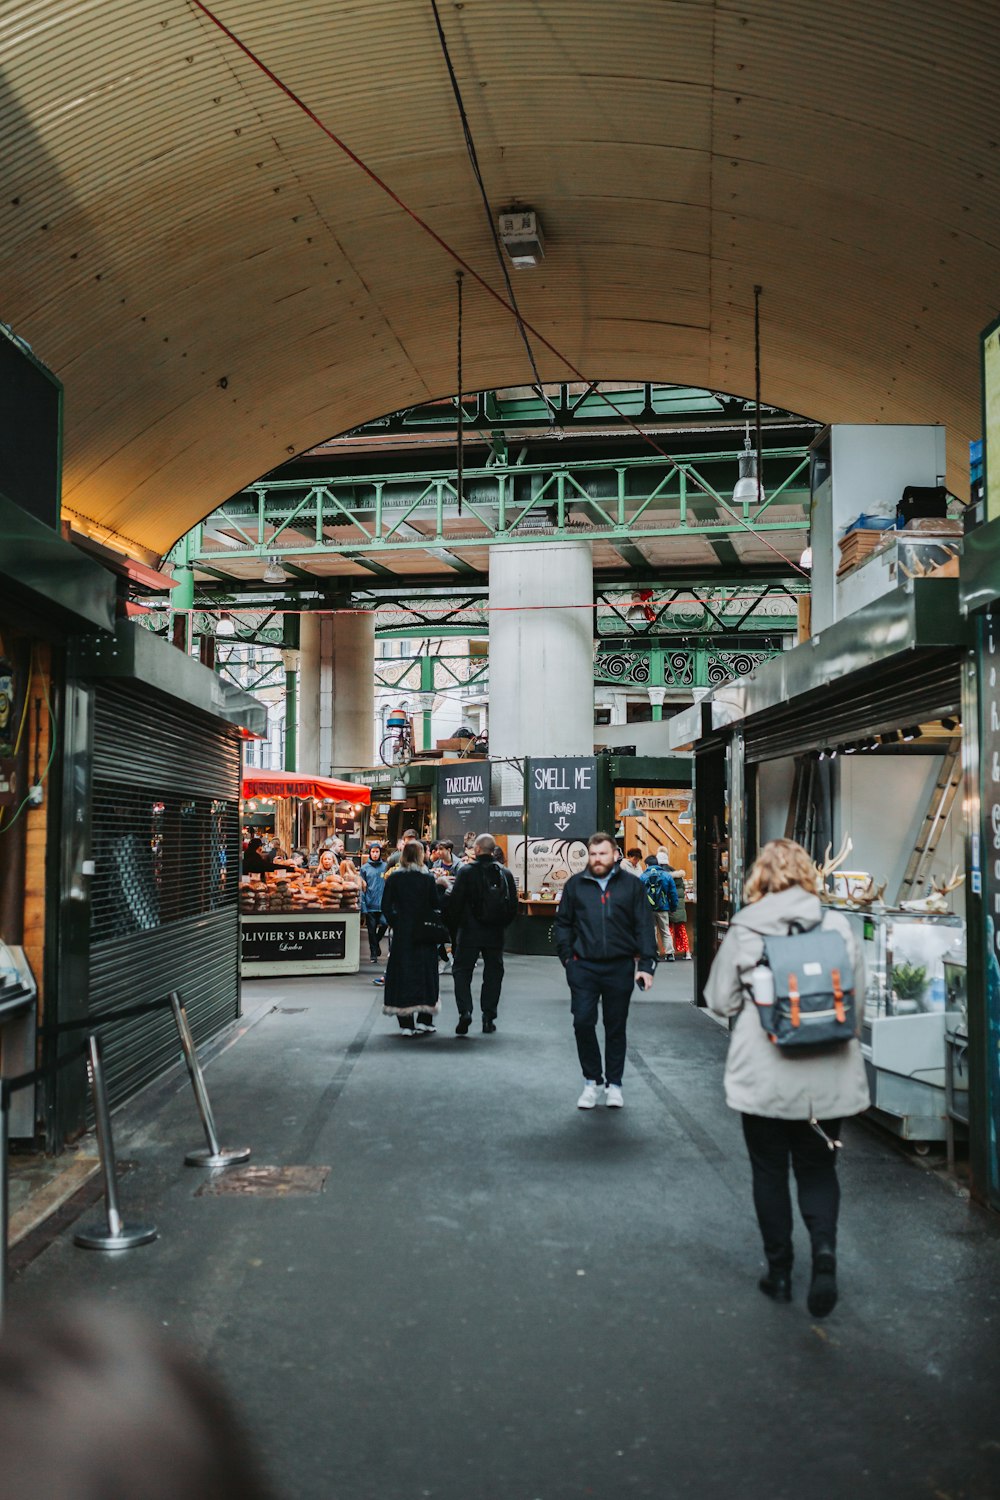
[10,957,1000,1500]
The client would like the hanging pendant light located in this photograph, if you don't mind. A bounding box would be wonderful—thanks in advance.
[732,425,762,505]
[262,555,286,584]
[732,285,765,505]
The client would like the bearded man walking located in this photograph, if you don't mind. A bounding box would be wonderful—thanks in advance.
[555,832,657,1109]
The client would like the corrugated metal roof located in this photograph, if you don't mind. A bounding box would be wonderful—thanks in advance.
[1,0,997,559]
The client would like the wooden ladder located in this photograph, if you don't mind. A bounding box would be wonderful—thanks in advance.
[896,741,963,903]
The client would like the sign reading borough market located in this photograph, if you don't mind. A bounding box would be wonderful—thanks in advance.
[527,757,598,843]
[437,762,490,844]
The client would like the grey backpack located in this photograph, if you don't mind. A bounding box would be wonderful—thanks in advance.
[752,923,857,1052]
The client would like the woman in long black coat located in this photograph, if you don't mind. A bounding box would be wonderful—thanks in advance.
[381,842,445,1035]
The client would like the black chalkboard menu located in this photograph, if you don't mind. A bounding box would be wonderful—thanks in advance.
[527,757,598,842]
[437,763,491,845]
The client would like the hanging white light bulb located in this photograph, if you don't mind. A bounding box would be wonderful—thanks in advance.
[732,424,763,505]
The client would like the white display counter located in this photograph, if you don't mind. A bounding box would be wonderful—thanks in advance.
[241,911,361,977]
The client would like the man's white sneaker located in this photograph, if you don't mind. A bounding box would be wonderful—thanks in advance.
[605,1085,624,1108]
[576,1082,601,1110]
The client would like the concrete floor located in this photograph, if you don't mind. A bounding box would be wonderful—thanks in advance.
[9,955,1000,1500]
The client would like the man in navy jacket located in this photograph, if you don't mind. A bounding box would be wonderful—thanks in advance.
[555,832,657,1110]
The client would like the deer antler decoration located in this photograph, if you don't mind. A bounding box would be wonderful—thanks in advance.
[900,866,966,913]
[816,835,854,890]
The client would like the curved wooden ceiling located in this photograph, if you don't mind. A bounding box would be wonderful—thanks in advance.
[2,0,998,560]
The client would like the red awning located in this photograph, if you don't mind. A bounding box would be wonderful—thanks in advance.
[241,770,371,805]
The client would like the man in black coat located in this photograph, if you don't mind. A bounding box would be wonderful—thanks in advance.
[555,831,657,1109]
[445,833,517,1035]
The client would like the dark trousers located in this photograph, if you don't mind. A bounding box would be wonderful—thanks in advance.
[741,1114,842,1271]
[567,957,634,1087]
[365,912,387,960]
[453,936,504,1018]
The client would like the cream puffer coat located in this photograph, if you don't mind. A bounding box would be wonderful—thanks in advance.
[704,885,871,1121]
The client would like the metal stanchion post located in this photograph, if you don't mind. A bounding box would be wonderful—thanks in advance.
[73,1034,156,1252]
[169,993,250,1168]
[1,1083,9,1328]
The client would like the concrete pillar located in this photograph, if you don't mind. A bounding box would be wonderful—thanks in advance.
[489,541,594,758]
[299,612,376,775]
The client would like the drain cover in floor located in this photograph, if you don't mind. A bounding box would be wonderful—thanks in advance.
[195,1165,330,1197]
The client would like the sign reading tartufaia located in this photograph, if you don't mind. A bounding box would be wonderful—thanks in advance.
[527,757,598,842]
[437,762,491,844]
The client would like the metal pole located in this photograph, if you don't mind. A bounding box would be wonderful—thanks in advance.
[1,1083,9,1329]
[284,664,298,772]
[74,1034,156,1251]
[169,993,250,1169]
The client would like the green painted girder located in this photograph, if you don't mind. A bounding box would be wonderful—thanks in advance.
[179,445,809,566]
[347,383,798,437]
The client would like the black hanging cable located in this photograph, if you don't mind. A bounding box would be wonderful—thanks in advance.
[428,0,548,405]
[754,285,763,502]
[456,270,464,518]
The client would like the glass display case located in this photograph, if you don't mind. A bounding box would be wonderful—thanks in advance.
[842,907,965,1144]
[846,909,965,1018]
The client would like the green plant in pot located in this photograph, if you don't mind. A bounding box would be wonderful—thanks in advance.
[892,961,928,1012]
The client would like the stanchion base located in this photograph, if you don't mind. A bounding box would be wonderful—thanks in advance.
[185,1146,252,1168]
[73,1223,158,1251]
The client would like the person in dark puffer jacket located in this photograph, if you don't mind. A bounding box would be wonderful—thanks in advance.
[555,831,657,1110]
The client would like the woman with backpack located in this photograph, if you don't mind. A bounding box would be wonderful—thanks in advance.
[704,838,869,1317]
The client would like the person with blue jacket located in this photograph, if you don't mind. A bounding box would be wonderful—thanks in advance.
[360,842,389,962]
[640,854,678,961]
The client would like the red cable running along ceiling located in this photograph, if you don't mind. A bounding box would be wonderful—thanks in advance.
[188,0,805,582]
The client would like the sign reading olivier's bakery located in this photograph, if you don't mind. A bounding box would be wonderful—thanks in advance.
[528,757,598,842]
[437,762,490,843]
[241,919,348,965]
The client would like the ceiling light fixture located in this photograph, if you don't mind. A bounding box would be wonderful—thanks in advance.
[732,425,763,505]
[497,206,545,268]
[940,716,959,732]
[732,285,765,505]
[262,555,286,584]
[901,725,923,742]
[215,612,236,638]
[799,546,813,570]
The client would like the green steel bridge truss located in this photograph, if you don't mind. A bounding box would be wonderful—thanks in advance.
[174,444,809,586]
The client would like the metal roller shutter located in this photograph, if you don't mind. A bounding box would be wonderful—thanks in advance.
[742,652,963,763]
[89,682,242,1108]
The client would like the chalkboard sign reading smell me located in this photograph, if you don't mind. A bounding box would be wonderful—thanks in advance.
[527,757,597,842]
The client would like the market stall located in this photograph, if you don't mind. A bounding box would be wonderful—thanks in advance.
[240,771,371,978]
[673,577,971,1151]
[242,769,371,855]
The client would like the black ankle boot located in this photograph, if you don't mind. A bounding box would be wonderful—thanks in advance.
[807,1246,838,1318]
[758,1269,792,1302]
